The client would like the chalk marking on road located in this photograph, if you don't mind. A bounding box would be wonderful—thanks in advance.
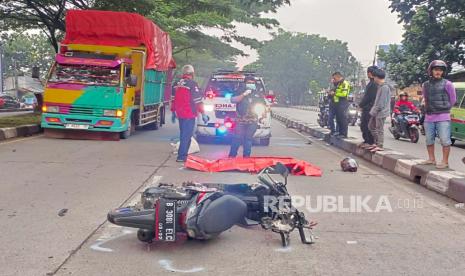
[158,259,205,273]
[346,241,358,245]
[90,228,134,253]
[0,134,42,145]
[274,246,293,253]
[89,175,163,253]
[281,123,465,224]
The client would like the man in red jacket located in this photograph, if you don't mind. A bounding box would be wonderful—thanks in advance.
[171,65,209,162]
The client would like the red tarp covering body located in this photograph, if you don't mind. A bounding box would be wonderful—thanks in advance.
[62,10,176,71]
[185,156,322,177]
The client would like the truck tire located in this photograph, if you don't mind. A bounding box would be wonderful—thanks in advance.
[121,116,135,139]
[144,120,159,130]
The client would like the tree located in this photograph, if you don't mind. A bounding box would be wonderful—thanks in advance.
[0,31,55,76]
[245,31,360,105]
[381,0,465,87]
[0,0,290,57]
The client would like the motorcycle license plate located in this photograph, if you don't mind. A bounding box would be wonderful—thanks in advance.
[155,198,176,242]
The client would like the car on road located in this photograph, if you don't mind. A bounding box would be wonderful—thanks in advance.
[195,70,272,146]
[0,95,21,109]
[20,96,38,110]
[451,82,465,145]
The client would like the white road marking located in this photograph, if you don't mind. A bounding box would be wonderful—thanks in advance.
[158,259,205,273]
[346,241,358,245]
[274,246,293,253]
[90,228,134,253]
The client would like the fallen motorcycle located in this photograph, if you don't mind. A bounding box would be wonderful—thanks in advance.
[107,163,316,247]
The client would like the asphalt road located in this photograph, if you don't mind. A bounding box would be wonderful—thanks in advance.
[274,107,465,172]
[1,114,465,275]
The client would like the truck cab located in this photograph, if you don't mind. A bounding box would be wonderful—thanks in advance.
[41,10,175,139]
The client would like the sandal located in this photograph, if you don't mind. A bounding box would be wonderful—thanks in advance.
[436,163,449,169]
[420,160,436,165]
[370,147,384,153]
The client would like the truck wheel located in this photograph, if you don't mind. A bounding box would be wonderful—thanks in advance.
[120,116,135,139]
[144,120,159,130]
[260,138,271,146]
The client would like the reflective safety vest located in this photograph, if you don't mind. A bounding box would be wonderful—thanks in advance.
[334,80,351,103]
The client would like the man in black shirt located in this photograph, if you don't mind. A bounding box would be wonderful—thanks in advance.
[358,66,378,147]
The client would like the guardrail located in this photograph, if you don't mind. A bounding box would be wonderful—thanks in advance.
[0,108,33,113]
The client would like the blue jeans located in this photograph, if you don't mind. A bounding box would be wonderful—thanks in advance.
[177,118,196,161]
[229,122,258,158]
[424,121,452,146]
[328,105,338,133]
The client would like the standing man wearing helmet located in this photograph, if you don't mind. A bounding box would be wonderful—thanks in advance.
[421,60,456,169]
[358,66,378,148]
[330,72,351,138]
[171,65,209,162]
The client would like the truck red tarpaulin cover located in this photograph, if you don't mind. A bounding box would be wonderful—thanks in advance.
[62,10,176,71]
[185,155,322,177]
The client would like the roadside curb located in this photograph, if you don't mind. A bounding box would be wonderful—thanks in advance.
[272,111,465,204]
[0,124,42,141]
[292,106,319,112]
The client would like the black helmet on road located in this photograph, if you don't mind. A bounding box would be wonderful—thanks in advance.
[428,60,447,76]
[341,157,358,172]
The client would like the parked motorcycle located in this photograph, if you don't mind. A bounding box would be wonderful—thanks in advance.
[318,104,329,128]
[108,163,316,247]
[389,111,421,143]
[347,106,359,126]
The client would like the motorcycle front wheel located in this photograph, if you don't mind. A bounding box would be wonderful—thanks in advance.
[410,128,420,143]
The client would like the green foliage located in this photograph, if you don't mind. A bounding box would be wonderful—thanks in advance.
[0,0,289,57]
[1,32,55,76]
[0,1,290,80]
[382,0,465,87]
[245,31,361,105]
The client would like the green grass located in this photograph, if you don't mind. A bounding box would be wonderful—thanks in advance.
[0,113,41,128]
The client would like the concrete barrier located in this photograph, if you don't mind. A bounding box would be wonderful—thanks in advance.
[0,124,42,141]
[272,111,465,204]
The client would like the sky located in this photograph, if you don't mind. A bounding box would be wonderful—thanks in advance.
[234,0,404,68]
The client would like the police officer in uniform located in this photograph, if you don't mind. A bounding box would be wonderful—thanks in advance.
[330,72,351,138]
[228,76,267,158]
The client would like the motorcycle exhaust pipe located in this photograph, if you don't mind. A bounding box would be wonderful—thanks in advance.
[107,208,155,230]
